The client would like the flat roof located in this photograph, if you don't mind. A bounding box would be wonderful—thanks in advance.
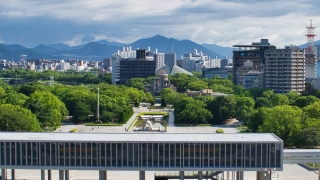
[233,45,276,47]
[0,133,282,143]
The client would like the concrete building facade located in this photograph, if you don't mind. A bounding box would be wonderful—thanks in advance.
[265,46,305,93]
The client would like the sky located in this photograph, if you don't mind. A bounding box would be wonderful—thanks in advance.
[0,0,320,48]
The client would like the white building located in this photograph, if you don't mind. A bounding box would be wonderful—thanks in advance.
[265,46,305,93]
[243,71,264,89]
[60,62,71,71]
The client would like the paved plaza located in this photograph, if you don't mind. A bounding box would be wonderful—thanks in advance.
[1,164,318,180]
[14,104,313,180]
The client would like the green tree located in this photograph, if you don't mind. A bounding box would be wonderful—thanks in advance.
[270,94,289,106]
[19,82,49,96]
[176,100,212,124]
[303,101,320,119]
[0,104,41,132]
[125,78,145,91]
[187,80,208,91]
[294,96,319,108]
[286,91,300,105]
[258,105,302,147]
[160,88,174,99]
[24,91,68,128]
[247,108,267,132]
[235,96,255,123]
[208,96,236,124]
[296,128,320,148]
[254,97,271,109]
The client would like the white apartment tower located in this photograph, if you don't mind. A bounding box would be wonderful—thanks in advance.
[265,46,305,93]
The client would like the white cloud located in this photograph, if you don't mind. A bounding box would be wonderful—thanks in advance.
[0,0,320,47]
[63,34,84,46]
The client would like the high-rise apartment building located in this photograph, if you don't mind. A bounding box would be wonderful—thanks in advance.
[232,39,276,84]
[112,48,156,84]
[265,46,305,93]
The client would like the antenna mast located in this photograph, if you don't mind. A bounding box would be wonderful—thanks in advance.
[306,20,316,54]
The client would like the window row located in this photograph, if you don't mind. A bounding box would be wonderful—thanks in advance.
[0,142,281,169]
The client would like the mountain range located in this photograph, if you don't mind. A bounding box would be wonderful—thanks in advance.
[1,35,319,61]
[0,35,232,61]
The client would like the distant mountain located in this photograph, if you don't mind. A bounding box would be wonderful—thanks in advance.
[1,35,229,61]
[299,40,320,48]
[56,42,122,60]
[32,44,58,54]
[129,35,224,59]
[47,43,72,50]
[5,44,27,51]
[94,40,126,47]
[201,43,234,58]
[0,44,52,60]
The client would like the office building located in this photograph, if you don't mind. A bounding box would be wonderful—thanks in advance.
[233,39,276,84]
[265,46,305,93]
[243,71,264,89]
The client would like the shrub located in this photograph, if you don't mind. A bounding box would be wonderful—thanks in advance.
[216,129,224,133]
[69,128,78,133]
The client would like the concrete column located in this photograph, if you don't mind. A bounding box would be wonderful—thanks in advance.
[206,171,208,180]
[48,170,52,180]
[41,170,45,180]
[1,169,5,180]
[236,171,243,180]
[65,170,70,180]
[318,167,320,180]
[139,171,145,180]
[179,171,184,180]
[59,170,64,180]
[256,171,270,180]
[11,169,15,180]
[99,170,107,180]
[198,171,203,180]
[227,171,229,180]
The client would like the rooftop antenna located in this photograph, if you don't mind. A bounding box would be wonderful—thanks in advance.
[306,20,316,54]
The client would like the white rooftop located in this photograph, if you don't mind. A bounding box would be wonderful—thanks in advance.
[0,133,282,143]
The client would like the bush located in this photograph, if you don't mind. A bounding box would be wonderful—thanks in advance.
[216,129,224,133]
[69,128,78,133]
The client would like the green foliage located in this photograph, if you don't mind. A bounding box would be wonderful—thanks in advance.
[161,98,167,107]
[235,96,255,123]
[187,80,208,91]
[24,91,68,128]
[69,128,78,133]
[208,96,236,124]
[294,96,320,108]
[0,104,41,132]
[296,127,320,148]
[125,78,145,90]
[216,129,224,133]
[270,94,289,107]
[19,82,49,96]
[258,105,302,147]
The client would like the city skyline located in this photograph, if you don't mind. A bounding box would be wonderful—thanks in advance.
[0,0,320,48]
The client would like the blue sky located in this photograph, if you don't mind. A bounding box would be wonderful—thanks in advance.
[0,0,319,47]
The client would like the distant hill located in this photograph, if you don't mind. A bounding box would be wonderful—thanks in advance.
[0,44,52,60]
[5,44,27,51]
[32,44,58,54]
[94,40,126,47]
[299,40,320,48]
[201,43,234,58]
[0,35,228,61]
[129,35,224,59]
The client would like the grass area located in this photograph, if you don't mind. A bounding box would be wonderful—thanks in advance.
[306,163,319,168]
[69,128,78,133]
[148,106,170,109]
[85,123,123,126]
[216,129,224,133]
[174,124,212,127]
